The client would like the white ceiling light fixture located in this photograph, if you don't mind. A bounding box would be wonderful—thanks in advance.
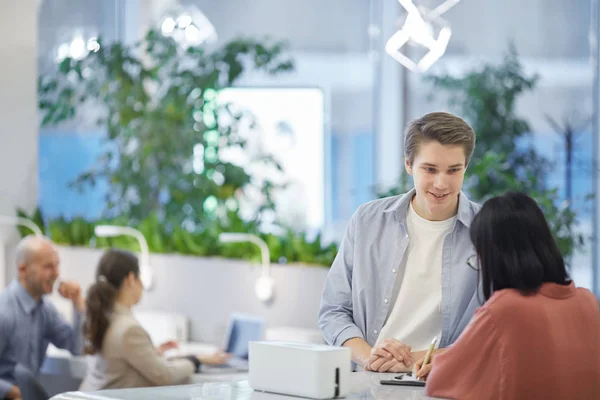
[55,33,101,63]
[94,225,154,291]
[161,17,177,34]
[160,6,217,48]
[176,14,193,28]
[219,233,274,304]
[385,0,459,73]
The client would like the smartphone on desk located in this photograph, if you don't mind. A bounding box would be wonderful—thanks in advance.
[380,373,426,387]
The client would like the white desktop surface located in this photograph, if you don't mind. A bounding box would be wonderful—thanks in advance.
[49,372,436,399]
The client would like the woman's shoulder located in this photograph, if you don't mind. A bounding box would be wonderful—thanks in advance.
[575,287,600,311]
[475,288,533,321]
[106,312,143,341]
[482,288,521,308]
[480,282,597,317]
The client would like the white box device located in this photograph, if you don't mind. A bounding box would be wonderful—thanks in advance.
[248,341,351,399]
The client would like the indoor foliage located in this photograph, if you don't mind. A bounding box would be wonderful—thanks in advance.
[34,29,338,267]
[380,46,584,261]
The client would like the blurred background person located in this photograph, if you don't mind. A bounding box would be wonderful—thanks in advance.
[80,249,230,391]
[0,236,84,400]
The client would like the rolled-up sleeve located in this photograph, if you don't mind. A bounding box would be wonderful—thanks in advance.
[318,213,364,346]
[44,302,84,355]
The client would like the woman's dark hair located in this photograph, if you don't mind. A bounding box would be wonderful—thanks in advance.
[84,249,140,354]
[470,192,570,301]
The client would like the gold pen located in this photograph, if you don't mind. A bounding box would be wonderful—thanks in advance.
[415,336,438,377]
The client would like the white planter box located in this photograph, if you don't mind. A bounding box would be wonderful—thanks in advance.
[54,246,330,344]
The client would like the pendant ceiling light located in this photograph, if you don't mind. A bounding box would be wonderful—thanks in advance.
[385,0,459,72]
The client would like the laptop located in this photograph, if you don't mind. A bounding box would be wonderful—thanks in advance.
[207,313,265,371]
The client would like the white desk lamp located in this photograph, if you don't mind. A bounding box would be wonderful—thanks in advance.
[0,216,44,237]
[94,225,154,290]
[219,233,274,303]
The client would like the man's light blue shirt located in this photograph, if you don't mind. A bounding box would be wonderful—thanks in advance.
[319,189,482,350]
[0,280,83,398]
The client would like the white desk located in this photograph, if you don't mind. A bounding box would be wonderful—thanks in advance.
[40,343,249,395]
[49,372,437,399]
[42,341,229,378]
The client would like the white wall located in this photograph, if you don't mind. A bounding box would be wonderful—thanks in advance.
[0,0,38,288]
[177,0,590,58]
[441,0,590,59]
[54,246,330,344]
[181,0,372,53]
[37,0,121,74]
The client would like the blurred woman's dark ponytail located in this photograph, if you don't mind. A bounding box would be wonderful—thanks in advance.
[84,249,140,354]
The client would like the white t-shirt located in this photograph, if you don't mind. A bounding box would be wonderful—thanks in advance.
[375,201,456,351]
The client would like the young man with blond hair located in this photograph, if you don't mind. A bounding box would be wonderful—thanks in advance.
[319,112,481,372]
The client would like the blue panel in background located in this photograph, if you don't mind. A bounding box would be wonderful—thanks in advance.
[521,132,593,217]
[330,132,375,222]
[38,132,109,220]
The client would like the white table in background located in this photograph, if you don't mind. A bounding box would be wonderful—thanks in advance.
[41,342,249,395]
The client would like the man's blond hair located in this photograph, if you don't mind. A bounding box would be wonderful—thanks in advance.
[404,112,476,166]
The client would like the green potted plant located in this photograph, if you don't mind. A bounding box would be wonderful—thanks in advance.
[35,28,338,267]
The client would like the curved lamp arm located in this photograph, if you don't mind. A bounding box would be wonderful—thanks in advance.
[219,233,274,303]
[219,233,270,275]
[94,225,153,290]
[0,216,44,290]
[0,216,43,236]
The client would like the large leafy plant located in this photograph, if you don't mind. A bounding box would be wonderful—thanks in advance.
[39,29,293,227]
[35,29,338,266]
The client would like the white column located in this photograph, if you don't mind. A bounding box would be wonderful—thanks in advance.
[0,0,38,288]
[592,0,600,296]
[374,0,407,192]
[0,245,5,290]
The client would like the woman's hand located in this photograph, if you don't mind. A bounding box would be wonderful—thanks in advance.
[198,350,232,365]
[366,339,412,372]
[157,340,179,356]
[413,357,433,380]
[413,348,447,380]
[6,385,22,400]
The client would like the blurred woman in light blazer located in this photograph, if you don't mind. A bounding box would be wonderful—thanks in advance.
[80,249,230,391]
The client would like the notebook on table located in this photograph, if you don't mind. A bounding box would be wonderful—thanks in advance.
[380,372,426,387]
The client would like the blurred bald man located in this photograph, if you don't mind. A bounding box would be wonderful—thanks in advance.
[0,236,84,400]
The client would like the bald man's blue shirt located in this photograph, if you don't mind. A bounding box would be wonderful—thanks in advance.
[0,280,83,398]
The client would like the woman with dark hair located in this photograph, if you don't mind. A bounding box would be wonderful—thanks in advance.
[79,249,230,391]
[415,192,600,399]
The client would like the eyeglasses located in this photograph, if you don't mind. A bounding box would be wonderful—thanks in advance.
[467,254,479,271]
